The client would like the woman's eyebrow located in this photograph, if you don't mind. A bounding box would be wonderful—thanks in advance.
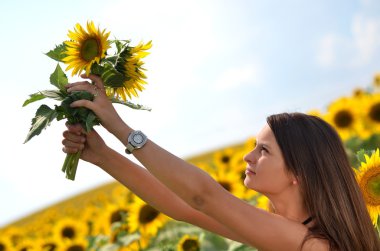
[256,141,271,149]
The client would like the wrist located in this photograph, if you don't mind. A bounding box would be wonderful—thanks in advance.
[109,121,133,144]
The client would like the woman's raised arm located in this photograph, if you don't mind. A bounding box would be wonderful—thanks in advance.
[62,125,249,244]
[66,74,326,251]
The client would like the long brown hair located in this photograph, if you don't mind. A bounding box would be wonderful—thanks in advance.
[266,112,380,251]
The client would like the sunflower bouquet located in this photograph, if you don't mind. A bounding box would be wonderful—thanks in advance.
[23,21,152,180]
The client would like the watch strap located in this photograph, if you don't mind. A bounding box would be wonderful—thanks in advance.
[125,143,134,154]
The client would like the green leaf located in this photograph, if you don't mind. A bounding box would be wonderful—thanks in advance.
[356,149,374,164]
[45,43,67,62]
[227,242,257,251]
[57,90,100,130]
[50,64,68,91]
[23,90,67,107]
[110,97,152,111]
[117,232,140,246]
[85,111,100,132]
[22,92,46,107]
[200,232,229,251]
[40,90,67,101]
[97,63,126,88]
[24,104,58,143]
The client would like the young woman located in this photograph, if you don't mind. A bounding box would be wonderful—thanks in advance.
[62,74,380,251]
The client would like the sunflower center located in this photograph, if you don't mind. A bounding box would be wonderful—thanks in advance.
[367,175,380,204]
[110,209,127,224]
[375,75,380,87]
[0,244,5,251]
[219,181,232,192]
[139,205,159,224]
[369,103,380,122]
[182,239,200,251]
[240,170,246,181]
[81,38,100,62]
[361,167,380,206]
[43,243,57,251]
[68,245,85,251]
[333,110,353,128]
[62,226,75,239]
[221,155,230,164]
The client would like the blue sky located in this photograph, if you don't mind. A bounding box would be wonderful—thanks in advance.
[0,0,379,227]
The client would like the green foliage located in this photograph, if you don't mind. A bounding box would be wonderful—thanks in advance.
[92,63,126,88]
[57,90,100,132]
[356,149,375,165]
[45,43,67,62]
[345,134,380,168]
[50,63,68,91]
[24,104,58,143]
[22,92,47,107]
[110,97,152,111]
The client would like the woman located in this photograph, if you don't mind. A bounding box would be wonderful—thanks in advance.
[62,74,380,251]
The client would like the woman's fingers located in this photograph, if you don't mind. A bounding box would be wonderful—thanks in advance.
[80,74,105,89]
[66,81,97,95]
[63,130,86,143]
[62,131,85,153]
[66,123,84,134]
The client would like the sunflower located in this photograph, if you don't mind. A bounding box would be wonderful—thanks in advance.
[213,147,236,171]
[52,217,88,242]
[78,204,101,236]
[352,87,368,98]
[14,238,41,251]
[63,21,110,76]
[0,226,24,246]
[107,41,152,100]
[127,195,169,237]
[324,97,360,140]
[111,184,134,205]
[40,236,62,251]
[356,148,380,225]
[362,93,380,135]
[118,241,140,251]
[210,167,246,199]
[373,73,380,88]
[177,235,200,251]
[255,194,271,211]
[307,109,323,118]
[0,235,13,251]
[59,239,88,251]
[230,151,258,200]
[93,202,129,237]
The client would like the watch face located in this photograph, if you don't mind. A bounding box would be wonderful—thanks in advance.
[133,134,144,144]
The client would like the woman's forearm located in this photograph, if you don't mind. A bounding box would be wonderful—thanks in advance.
[111,124,218,211]
[98,147,248,244]
[99,146,194,221]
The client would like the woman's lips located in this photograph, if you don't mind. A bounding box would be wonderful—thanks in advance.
[245,168,256,175]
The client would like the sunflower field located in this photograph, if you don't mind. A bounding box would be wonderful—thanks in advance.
[1,72,380,251]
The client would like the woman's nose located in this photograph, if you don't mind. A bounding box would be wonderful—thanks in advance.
[243,150,256,164]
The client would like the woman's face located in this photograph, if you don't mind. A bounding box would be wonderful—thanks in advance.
[243,124,295,195]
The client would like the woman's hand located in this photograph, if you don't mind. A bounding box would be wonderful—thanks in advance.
[62,123,108,166]
[65,74,127,136]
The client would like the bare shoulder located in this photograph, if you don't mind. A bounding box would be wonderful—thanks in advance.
[302,238,330,251]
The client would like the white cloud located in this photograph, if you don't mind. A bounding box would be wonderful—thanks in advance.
[214,63,262,91]
[316,33,339,67]
[316,14,380,68]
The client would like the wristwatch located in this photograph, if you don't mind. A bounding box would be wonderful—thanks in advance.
[125,130,148,154]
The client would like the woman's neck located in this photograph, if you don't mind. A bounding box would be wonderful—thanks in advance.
[266,188,309,224]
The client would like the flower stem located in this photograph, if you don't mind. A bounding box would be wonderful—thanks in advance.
[62,151,81,180]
